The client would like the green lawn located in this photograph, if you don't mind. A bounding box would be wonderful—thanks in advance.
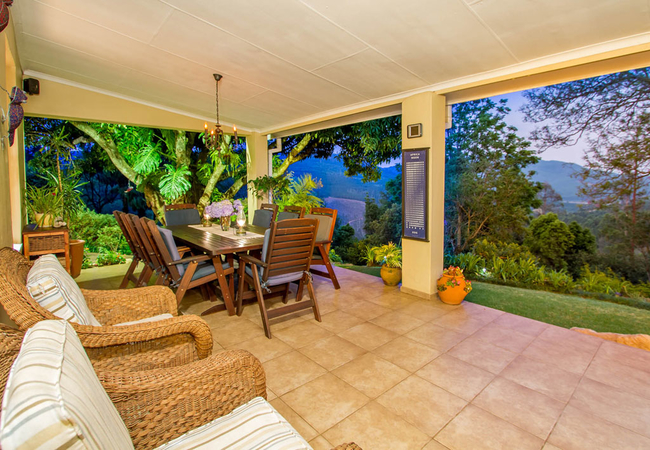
[336,264,650,335]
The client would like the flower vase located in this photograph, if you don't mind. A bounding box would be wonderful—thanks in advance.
[220,216,230,231]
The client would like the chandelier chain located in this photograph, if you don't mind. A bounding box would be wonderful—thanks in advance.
[215,77,220,126]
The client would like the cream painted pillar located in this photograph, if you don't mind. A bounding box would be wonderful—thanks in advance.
[246,132,268,217]
[400,92,446,300]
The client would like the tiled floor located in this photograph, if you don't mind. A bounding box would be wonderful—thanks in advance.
[78,263,650,450]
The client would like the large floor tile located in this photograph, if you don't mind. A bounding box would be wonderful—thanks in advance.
[377,375,467,437]
[416,354,495,401]
[585,353,650,400]
[522,337,595,375]
[314,310,365,334]
[210,318,265,347]
[406,323,469,352]
[323,401,430,450]
[471,322,536,353]
[536,325,603,353]
[422,440,450,450]
[269,398,319,442]
[548,405,650,450]
[338,298,392,320]
[436,404,544,450]
[569,377,650,438]
[595,340,650,374]
[226,334,293,363]
[309,435,334,450]
[273,321,333,348]
[281,374,369,433]
[500,355,581,403]
[398,301,451,322]
[492,313,549,337]
[373,336,440,372]
[333,353,409,398]
[298,335,366,371]
[431,312,488,335]
[370,310,425,335]
[262,351,327,396]
[473,377,565,440]
[338,322,398,351]
[448,336,518,374]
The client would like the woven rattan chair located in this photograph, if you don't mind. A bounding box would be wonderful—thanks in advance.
[252,203,278,228]
[164,203,202,226]
[0,247,213,371]
[236,218,321,339]
[277,205,305,221]
[0,323,23,420]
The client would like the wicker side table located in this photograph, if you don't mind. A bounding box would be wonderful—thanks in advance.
[22,224,70,273]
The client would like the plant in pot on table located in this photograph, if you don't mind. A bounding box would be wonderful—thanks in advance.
[205,199,244,231]
[25,185,62,228]
[369,242,402,286]
[437,266,472,305]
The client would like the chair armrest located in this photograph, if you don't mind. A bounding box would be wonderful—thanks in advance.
[240,254,267,267]
[315,240,332,246]
[169,254,210,265]
[73,314,213,361]
[98,349,266,450]
[177,246,191,257]
[82,286,177,324]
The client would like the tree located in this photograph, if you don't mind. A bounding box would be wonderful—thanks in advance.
[445,99,541,253]
[363,172,403,245]
[565,221,597,277]
[275,174,324,213]
[538,182,564,214]
[524,213,575,270]
[521,68,650,149]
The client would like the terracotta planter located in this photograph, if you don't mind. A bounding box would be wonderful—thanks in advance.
[69,239,85,278]
[34,213,53,228]
[380,266,402,286]
[437,274,469,305]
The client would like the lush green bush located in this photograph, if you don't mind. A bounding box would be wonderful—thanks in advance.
[576,266,633,297]
[472,239,536,263]
[69,209,130,254]
[328,249,342,263]
[96,250,126,267]
[524,213,574,270]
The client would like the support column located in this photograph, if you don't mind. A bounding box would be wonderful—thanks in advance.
[401,92,446,300]
[245,132,268,217]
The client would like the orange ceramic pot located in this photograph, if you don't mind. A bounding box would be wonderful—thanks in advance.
[380,266,402,286]
[437,274,469,305]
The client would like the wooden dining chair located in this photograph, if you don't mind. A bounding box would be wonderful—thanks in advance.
[236,218,321,339]
[125,213,168,286]
[142,218,235,309]
[118,213,158,287]
[277,205,305,221]
[252,203,278,228]
[164,203,202,226]
[302,207,340,293]
[113,211,142,288]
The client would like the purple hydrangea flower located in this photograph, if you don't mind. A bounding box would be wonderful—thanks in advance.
[205,199,239,218]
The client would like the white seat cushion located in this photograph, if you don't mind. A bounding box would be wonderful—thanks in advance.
[26,254,101,326]
[156,397,311,450]
[0,320,134,450]
[115,313,174,327]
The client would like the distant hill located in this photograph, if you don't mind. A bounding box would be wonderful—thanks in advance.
[286,157,400,202]
[529,160,585,203]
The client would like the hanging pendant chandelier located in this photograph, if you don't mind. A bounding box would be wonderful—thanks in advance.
[204,73,237,152]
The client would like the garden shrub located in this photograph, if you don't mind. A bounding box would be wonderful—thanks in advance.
[524,213,574,270]
[576,266,633,297]
[328,249,342,263]
[96,250,126,267]
[69,209,130,254]
[454,253,485,277]
[472,239,536,263]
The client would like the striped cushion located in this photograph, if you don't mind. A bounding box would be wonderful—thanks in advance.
[0,320,133,450]
[157,397,311,450]
[26,254,101,326]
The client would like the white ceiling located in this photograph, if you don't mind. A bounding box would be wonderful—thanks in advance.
[11,0,650,131]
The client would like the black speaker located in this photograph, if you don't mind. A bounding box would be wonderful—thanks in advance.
[23,78,39,95]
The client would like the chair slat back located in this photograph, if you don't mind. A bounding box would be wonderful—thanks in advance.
[112,211,137,257]
[164,203,197,211]
[142,218,183,282]
[120,214,150,268]
[305,207,337,252]
[262,218,318,281]
[127,214,162,272]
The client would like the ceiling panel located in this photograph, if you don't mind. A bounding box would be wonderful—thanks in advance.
[469,0,650,61]
[11,0,650,132]
[161,0,367,71]
[300,0,517,83]
[314,48,427,98]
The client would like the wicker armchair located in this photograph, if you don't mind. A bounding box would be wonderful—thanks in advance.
[0,247,212,370]
[0,323,23,417]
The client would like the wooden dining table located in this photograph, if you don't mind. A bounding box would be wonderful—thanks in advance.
[166,223,267,316]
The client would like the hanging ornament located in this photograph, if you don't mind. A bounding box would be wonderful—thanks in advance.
[8,86,26,146]
[0,1,14,34]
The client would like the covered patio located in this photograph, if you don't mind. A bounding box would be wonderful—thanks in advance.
[76,263,650,449]
[0,1,649,449]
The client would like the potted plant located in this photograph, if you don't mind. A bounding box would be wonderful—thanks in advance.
[205,199,243,231]
[369,242,402,286]
[437,266,473,305]
[25,185,62,227]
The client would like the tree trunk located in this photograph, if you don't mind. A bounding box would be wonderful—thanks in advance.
[143,184,166,224]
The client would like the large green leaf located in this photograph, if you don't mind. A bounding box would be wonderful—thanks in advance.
[159,164,192,202]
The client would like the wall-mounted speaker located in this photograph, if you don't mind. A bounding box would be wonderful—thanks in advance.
[23,78,39,95]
